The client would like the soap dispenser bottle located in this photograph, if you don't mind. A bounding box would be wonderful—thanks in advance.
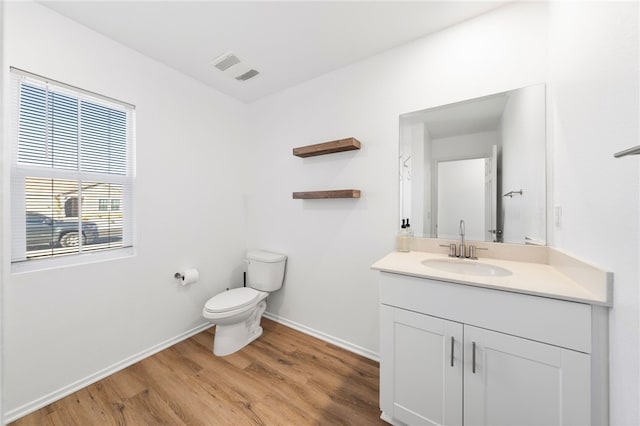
[396,219,410,252]
[405,218,414,237]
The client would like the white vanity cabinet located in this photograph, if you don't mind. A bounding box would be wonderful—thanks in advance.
[379,271,608,426]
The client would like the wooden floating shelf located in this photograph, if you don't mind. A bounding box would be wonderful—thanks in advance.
[292,190,361,199]
[293,137,361,158]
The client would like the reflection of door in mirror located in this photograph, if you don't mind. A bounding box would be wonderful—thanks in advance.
[436,155,495,242]
[485,145,498,242]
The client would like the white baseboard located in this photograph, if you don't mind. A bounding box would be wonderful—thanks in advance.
[381,411,406,425]
[263,311,380,362]
[3,322,213,424]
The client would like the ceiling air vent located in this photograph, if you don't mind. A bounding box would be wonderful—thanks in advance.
[213,53,240,71]
[211,51,260,82]
[236,69,259,81]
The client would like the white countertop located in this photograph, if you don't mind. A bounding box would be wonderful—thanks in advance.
[371,250,612,306]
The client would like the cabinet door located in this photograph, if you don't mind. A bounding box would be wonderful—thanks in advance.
[463,325,590,426]
[380,305,463,425]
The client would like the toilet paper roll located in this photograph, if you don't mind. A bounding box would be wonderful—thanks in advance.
[180,268,199,286]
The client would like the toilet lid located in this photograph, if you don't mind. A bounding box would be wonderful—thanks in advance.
[204,287,261,313]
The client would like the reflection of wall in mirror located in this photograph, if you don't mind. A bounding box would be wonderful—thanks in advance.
[409,122,425,236]
[401,121,428,236]
[500,85,546,244]
[399,124,414,231]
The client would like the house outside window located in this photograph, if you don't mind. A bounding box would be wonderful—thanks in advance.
[98,198,121,212]
[10,68,135,266]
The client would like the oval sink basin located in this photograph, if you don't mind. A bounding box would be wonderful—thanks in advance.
[422,258,512,277]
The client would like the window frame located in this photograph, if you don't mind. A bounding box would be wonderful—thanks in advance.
[9,68,136,271]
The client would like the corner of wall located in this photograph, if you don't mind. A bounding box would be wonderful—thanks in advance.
[0,0,5,422]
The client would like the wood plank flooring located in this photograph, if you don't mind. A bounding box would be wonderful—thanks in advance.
[10,319,385,425]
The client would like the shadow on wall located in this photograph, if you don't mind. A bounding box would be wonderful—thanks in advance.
[299,198,368,211]
[264,263,287,316]
[229,263,247,289]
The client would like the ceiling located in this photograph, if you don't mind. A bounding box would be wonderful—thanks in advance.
[42,1,507,104]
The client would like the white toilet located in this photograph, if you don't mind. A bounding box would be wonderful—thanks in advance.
[202,250,287,356]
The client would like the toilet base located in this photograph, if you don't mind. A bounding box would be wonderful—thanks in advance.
[212,300,266,356]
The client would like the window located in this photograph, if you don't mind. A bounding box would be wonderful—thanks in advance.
[98,198,121,212]
[10,68,135,265]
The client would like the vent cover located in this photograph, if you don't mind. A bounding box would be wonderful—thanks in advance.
[213,53,240,71]
[236,69,259,81]
[211,51,260,82]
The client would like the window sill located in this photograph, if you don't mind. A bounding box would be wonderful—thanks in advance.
[11,246,135,274]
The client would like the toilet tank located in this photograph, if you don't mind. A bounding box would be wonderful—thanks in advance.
[246,250,287,292]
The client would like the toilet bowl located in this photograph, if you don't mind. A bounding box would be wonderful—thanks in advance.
[202,250,286,356]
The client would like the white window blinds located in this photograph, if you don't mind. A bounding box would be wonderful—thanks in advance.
[10,69,135,263]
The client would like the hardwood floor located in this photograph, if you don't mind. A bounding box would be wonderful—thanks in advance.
[10,319,385,425]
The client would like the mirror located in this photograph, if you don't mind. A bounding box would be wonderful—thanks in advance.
[399,84,546,245]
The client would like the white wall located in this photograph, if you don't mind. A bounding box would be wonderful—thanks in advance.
[2,2,249,419]
[247,2,547,356]
[0,0,4,421]
[547,2,640,424]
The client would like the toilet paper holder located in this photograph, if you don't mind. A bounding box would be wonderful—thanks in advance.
[174,268,199,286]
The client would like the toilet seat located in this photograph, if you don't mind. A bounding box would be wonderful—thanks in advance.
[204,287,263,314]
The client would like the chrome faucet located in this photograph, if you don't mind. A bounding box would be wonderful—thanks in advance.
[458,220,466,259]
[442,219,485,259]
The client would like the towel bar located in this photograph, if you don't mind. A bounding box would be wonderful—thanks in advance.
[614,145,640,158]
